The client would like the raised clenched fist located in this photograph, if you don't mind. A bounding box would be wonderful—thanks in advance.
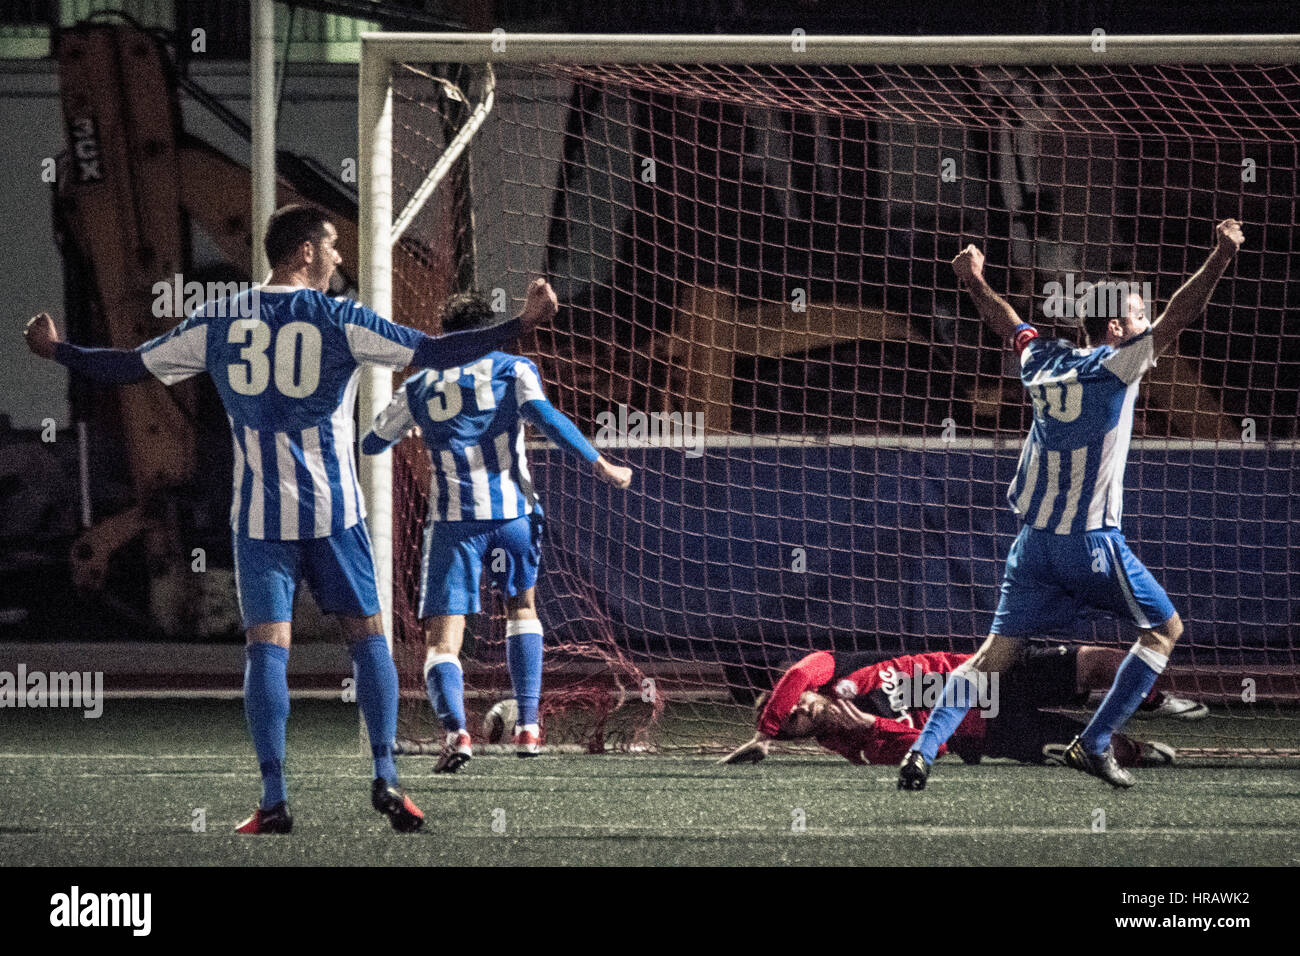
[519,278,558,330]
[1215,219,1244,257]
[24,312,60,360]
[594,457,633,490]
[951,244,985,283]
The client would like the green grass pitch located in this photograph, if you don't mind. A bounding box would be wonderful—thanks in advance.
[2,699,1297,866]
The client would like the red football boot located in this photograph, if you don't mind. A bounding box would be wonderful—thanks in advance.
[371,778,424,833]
[235,801,293,834]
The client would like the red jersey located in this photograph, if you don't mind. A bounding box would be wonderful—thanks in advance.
[758,650,986,765]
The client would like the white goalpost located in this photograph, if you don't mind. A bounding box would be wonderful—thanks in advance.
[357,33,1300,757]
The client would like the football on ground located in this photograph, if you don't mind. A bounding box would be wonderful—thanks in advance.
[482,699,519,743]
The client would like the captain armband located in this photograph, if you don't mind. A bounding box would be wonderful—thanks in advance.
[1012,323,1039,352]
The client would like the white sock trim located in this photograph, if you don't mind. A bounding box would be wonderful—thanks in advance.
[506,617,543,638]
[1130,641,1169,674]
[423,651,462,679]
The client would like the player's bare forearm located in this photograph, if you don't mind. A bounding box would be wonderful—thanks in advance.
[963,275,1024,341]
[1152,220,1243,356]
[1152,252,1229,343]
[951,244,1023,341]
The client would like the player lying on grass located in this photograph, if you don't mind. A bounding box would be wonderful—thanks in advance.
[721,645,1205,767]
[362,289,632,771]
[23,204,552,834]
[899,219,1244,791]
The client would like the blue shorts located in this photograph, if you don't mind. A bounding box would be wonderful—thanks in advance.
[233,522,381,629]
[991,525,1176,637]
[418,512,544,618]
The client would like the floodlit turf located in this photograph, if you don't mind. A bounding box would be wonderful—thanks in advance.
[2,700,1297,866]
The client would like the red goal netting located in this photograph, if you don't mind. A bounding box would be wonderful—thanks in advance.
[386,55,1299,758]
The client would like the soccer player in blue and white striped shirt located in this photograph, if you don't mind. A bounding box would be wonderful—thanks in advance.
[363,290,632,770]
[899,218,1244,790]
[24,204,549,832]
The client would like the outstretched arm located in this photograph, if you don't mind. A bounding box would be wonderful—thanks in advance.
[26,313,151,385]
[952,244,1025,342]
[519,397,632,489]
[409,315,523,370]
[722,653,840,765]
[413,278,558,368]
[718,732,771,765]
[346,279,560,371]
[1151,219,1243,357]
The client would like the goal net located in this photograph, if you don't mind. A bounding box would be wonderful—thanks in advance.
[361,35,1299,759]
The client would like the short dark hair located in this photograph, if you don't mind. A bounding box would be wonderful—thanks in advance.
[441,291,497,333]
[1077,278,1142,347]
[264,204,331,268]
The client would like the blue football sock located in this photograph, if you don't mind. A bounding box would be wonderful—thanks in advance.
[244,641,290,810]
[911,669,979,764]
[350,634,400,785]
[424,653,466,733]
[506,620,544,727]
[1080,644,1166,755]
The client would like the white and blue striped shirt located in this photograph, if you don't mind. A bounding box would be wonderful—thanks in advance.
[1008,329,1157,534]
[137,286,446,540]
[370,352,547,522]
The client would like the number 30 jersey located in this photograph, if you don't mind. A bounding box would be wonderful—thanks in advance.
[1008,328,1157,535]
[135,285,434,541]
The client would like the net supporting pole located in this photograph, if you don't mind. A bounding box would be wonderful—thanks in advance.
[392,66,496,244]
[359,47,395,642]
[249,0,276,280]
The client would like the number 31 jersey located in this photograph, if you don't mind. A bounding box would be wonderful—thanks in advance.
[1008,328,1157,535]
[134,285,429,541]
[371,352,547,523]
